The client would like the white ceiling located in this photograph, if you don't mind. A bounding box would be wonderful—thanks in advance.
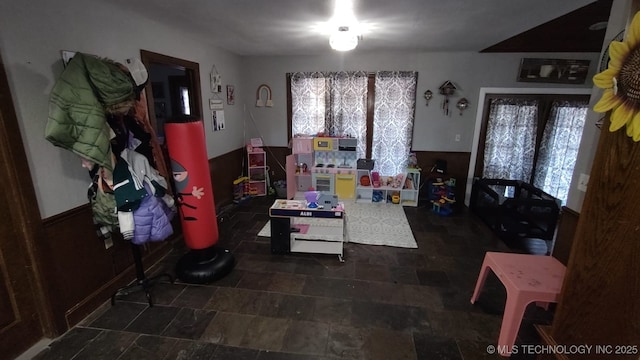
[102,0,596,56]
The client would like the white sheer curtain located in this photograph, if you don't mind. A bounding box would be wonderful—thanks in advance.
[372,71,417,176]
[533,100,588,204]
[290,71,368,158]
[483,98,539,181]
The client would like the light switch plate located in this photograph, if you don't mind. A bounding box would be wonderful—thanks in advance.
[577,173,589,192]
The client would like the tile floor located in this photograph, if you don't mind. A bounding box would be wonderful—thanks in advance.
[30,196,554,360]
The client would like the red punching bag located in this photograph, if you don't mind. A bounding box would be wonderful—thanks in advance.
[164,121,218,250]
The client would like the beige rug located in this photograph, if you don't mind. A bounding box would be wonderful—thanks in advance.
[258,201,417,248]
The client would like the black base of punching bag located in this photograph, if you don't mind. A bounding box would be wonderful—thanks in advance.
[175,246,235,284]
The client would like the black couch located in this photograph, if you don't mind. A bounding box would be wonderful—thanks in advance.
[470,178,561,241]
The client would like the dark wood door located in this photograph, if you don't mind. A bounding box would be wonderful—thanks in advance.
[0,55,51,359]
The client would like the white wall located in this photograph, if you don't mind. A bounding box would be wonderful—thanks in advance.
[0,0,244,218]
[0,0,624,218]
[240,51,599,207]
[241,52,598,150]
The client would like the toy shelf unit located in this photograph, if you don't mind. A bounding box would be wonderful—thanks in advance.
[247,148,267,196]
[355,168,420,206]
[286,137,314,199]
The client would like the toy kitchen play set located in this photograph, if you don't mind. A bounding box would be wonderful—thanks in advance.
[286,136,359,200]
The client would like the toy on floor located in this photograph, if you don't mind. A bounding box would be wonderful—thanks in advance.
[430,178,456,216]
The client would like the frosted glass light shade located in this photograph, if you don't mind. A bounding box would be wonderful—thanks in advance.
[330,27,358,51]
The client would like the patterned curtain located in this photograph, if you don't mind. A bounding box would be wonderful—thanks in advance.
[290,71,368,158]
[372,71,417,176]
[533,100,588,204]
[483,98,538,181]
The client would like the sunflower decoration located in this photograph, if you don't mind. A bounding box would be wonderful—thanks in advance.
[593,11,640,141]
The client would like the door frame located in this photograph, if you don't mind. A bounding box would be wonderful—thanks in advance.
[464,87,592,206]
[0,55,55,356]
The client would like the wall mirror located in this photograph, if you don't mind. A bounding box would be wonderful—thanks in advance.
[140,50,202,143]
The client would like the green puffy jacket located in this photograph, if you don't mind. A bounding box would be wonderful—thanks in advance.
[46,53,136,170]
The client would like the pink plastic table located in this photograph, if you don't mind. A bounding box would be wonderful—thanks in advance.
[470,251,566,356]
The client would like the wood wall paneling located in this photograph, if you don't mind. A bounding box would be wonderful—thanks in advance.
[550,123,640,356]
[415,151,471,204]
[208,147,244,208]
[41,205,174,333]
[552,207,579,267]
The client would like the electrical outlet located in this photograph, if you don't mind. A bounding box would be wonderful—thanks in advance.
[577,173,589,192]
[455,134,461,142]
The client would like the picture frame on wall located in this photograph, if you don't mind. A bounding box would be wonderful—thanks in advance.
[227,85,235,105]
[517,58,591,84]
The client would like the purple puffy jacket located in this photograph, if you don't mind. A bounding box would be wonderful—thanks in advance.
[132,187,175,245]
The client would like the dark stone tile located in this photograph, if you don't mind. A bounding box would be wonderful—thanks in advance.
[71,330,138,360]
[239,316,290,351]
[162,308,217,339]
[211,345,260,360]
[401,284,444,310]
[117,334,178,360]
[363,328,416,360]
[413,333,462,360]
[124,305,180,335]
[170,285,218,308]
[32,327,102,360]
[237,271,275,290]
[322,260,356,279]
[276,294,316,321]
[209,268,245,287]
[204,287,264,315]
[326,324,370,359]
[235,241,272,255]
[88,302,148,330]
[281,320,330,355]
[294,261,327,277]
[388,265,420,285]
[416,270,450,287]
[302,277,370,300]
[311,297,352,325]
[395,252,428,268]
[256,351,325,360]
[456,340,504,360]
[201,312,254,346]
[267,272,307,294]
[351,301,431,333]
[354,262,391,282]
[362,281,405,304]
[113,281,185,306]
[165,339,218,360]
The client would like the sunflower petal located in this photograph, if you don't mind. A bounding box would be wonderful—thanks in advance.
[609,41,630,68]
[629,111,640,141]
[625,12,640,49]
[593,68,618,89]
[609,104,633,132]
[594,89,623,113]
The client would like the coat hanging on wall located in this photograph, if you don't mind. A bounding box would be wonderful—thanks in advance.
[256,84,273,107]
[439,81,457,116]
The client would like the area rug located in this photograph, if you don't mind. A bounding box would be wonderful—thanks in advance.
[257,201,417,248]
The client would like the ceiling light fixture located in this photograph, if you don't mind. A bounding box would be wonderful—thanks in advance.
[328,0,361,51]
[330,26,358,51]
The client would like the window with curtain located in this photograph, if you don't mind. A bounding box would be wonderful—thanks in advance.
[288,71,417,176]
[477,95,588,204]
[533,100,588,204]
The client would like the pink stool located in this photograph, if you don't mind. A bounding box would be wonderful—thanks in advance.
[470,252,566,356]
